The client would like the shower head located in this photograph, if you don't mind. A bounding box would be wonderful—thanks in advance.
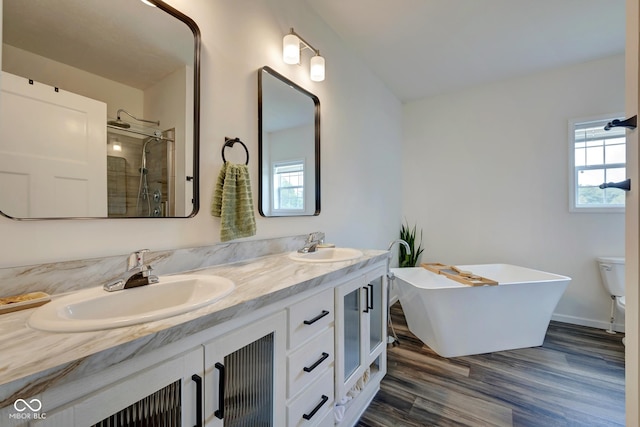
[107,118,131,129]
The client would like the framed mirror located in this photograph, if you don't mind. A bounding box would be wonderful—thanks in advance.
[0,0,200,219]
[258,66,320,217]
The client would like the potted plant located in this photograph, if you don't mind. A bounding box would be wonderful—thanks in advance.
[399,221,424,267]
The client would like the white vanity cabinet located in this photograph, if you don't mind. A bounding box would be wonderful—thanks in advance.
[6,255,389,427]
[203,310,287,427]
[286,287,335,427]
[334,265,387,426]
[31,311,290,427]
[31,348,204,427]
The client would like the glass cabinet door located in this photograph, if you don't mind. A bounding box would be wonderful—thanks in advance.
[335,269,387,406]
[368,276,384,355]
[343,287,361,382]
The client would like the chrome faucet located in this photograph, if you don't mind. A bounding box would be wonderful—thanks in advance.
[386,239,411,347]
[386,239,411,281]
[103,249,159,292]
[298,231,326,253]
[387,239,411,255]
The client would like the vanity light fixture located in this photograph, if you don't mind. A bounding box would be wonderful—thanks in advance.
[282,28,325,82]
[140,0,157,7]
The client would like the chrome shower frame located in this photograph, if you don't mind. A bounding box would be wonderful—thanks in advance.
[115,109,160,127]
[136,136,173,217]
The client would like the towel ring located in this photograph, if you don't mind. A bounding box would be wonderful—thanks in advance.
[222,137,249,165]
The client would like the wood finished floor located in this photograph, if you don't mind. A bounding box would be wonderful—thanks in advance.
[358,302,626,427]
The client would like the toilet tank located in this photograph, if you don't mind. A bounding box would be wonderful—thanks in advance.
[596,257,625,296]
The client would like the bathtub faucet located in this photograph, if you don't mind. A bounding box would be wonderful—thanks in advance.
[386,239,410,282]
[386,239,410,347]
[388,239,411,255]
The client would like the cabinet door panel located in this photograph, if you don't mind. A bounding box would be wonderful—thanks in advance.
[343,287,362,381]
[368,276,386,360]
[31,348,203,426]
[335,275,367,399]
[335,267,388,425]
[204,310,286,427]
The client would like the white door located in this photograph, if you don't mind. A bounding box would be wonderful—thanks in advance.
[625,0,639,424]
[0,72,107,218]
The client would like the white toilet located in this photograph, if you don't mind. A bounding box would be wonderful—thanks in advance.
[597,257,625,342]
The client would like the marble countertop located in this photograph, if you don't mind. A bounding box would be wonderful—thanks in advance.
[0,249,388,406]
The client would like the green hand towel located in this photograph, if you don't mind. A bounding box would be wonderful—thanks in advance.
[211,163,256,242]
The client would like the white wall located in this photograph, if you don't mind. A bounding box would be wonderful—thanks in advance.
[2,44,144,119]
[403,54,626,329]
[0,0,403,268]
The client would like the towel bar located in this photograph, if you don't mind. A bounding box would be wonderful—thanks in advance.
[222,137,249,165]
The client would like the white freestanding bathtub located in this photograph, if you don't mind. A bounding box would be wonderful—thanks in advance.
[392,264,571,358]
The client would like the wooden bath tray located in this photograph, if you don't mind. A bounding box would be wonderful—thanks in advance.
[421,263,498,287]
[0,292,51,315]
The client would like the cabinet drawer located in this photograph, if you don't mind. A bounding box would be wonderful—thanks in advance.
[287,368,334,427]
[316,408,336,427]
[288,327,334,398]
[288,288,334,349]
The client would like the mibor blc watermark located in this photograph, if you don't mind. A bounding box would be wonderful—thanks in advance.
[9,398,46,421]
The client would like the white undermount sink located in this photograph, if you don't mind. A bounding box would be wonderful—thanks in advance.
[27,274,235,332]
[289,247,363,263]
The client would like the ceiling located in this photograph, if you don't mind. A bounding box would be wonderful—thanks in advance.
[306,0,626,103]
[3,1,626,102]
[3,0,193,90]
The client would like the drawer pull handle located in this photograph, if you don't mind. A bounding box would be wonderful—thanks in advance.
[302,394,329,420]
[214,362,225,419]
[303,352,330,373]
[191,374,203,427]
[368,283,374,310]
[303,310,330,325]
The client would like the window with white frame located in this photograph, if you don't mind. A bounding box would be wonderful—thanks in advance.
[273,160,304,212]
[569,115,626,212]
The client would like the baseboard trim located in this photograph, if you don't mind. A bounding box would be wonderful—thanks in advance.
[551,313,625,333]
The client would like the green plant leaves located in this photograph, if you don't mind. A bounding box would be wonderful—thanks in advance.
[399,221,424,267]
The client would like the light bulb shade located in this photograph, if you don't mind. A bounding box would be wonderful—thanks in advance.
[283,34,300,64]
[112,141,122,151]
[310,55,325,82]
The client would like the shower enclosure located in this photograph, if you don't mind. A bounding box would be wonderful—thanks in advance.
[107,124,175,217]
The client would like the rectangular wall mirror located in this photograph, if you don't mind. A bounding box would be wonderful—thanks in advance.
[258,66,320,217]
[0,0,200,219]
